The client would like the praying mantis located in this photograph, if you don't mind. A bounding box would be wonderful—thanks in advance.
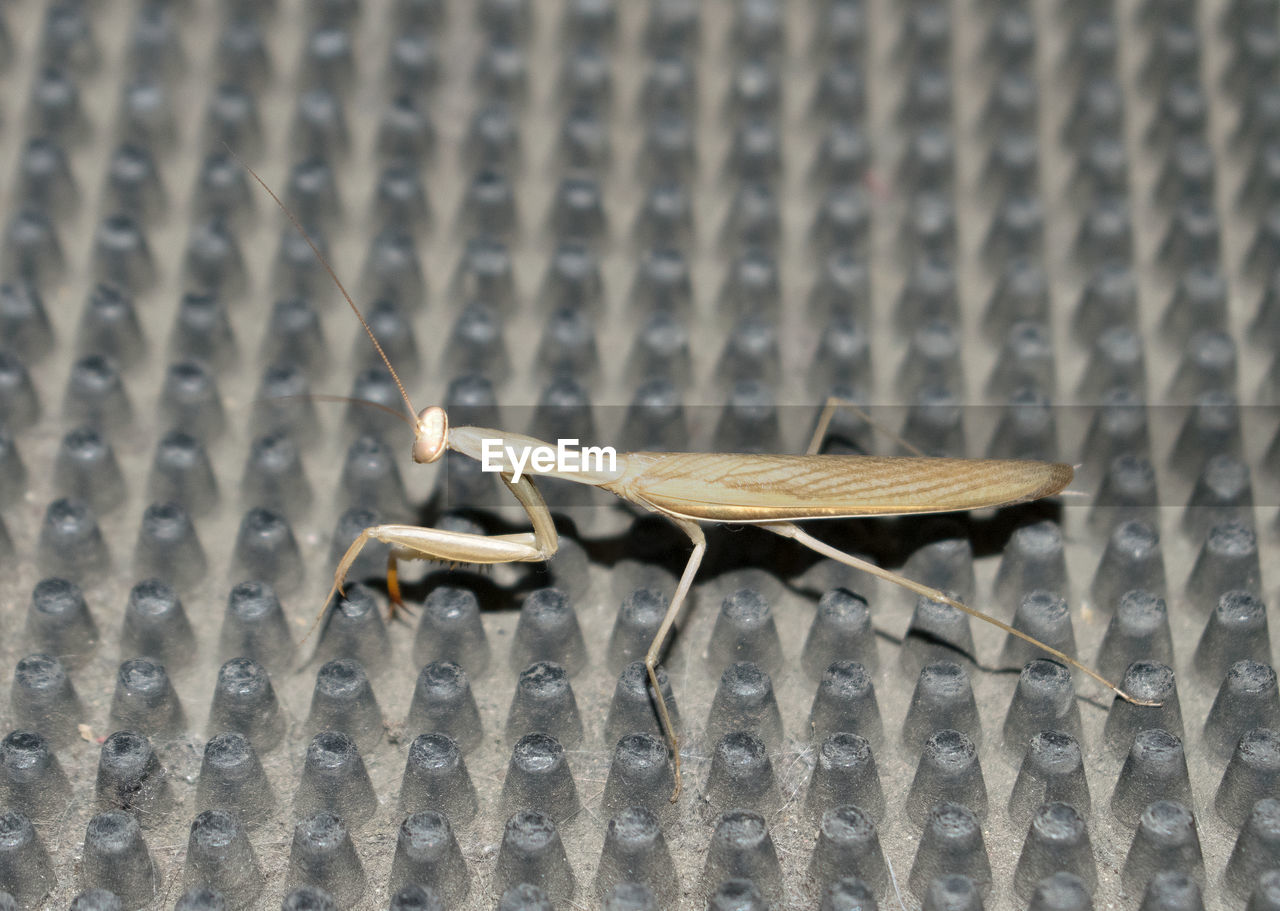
[241,162,1151,802]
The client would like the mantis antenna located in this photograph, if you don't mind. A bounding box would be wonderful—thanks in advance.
[227,145,420,424]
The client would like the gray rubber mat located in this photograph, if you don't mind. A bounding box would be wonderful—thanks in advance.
[0,0,1278,909]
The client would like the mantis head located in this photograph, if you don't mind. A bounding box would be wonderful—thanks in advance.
[412,406,449,463]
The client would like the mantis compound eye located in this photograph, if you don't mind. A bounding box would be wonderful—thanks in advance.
[412,406,448,463]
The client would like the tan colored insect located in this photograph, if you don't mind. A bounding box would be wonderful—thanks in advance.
[242,162,1152,802]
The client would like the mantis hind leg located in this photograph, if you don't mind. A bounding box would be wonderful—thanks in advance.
[762,521,1154,706]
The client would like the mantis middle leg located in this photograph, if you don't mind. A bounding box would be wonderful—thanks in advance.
[643,515,706,803]
[637,400,933,800]
[807,395,927,457]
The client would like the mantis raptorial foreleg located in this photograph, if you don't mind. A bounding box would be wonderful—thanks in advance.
[312,472,559,638]
[309,523,555,639]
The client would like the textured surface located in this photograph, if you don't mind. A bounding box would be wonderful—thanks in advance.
[0,0,1278,909]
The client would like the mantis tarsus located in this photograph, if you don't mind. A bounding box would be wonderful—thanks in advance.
[241,161,1153,803]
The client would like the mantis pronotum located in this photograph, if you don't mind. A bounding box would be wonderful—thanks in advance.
[241,162,1152,802]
